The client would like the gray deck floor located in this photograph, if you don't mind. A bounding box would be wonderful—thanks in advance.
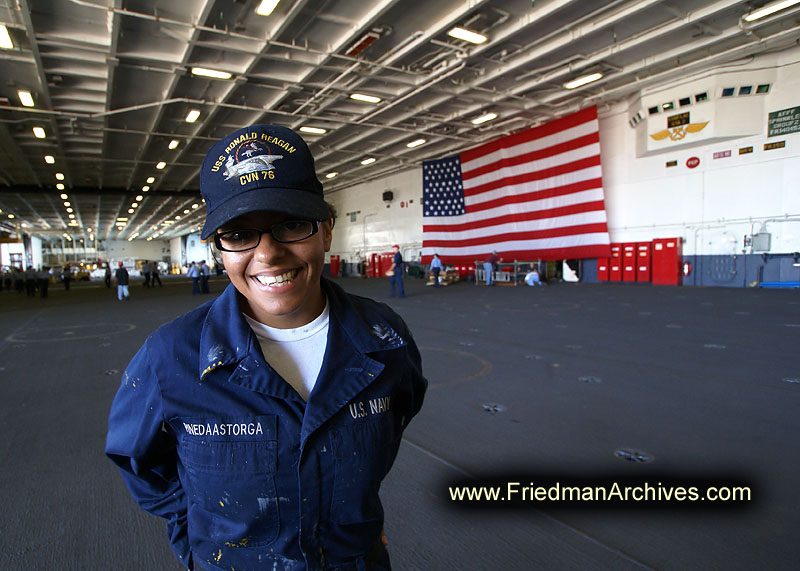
[0,275,797,570]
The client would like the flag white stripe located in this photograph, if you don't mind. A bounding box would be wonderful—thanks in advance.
[423,210,608,242]
[464,165,602,207]
[463,143,601,190]
[461,119,599,174]
[422,232,611,258]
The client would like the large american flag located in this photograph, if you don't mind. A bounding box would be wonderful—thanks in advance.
[421,106,611,264]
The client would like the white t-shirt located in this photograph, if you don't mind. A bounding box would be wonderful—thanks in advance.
[244,301,330,401]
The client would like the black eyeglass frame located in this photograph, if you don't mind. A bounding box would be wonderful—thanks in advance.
[213,220,321,252]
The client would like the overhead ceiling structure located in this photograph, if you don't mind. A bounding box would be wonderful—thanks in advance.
[1,0,799,244]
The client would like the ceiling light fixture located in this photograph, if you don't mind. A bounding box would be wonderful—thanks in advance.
[18,90,34,107]
[33,127,46,138]
[472,112,498,125]
[360,157,376,165]
[168,140,179,150]
[744,0,800,21]
[142,186,150,192]
[185,109,201,123]
[564,72,604,90]
[349,93,382,104]
[325,172,338,179]
[256,0,280,16]
[63,202,70,207]
[0,24,13,49]
[406,139,426,148]
[55,173,64,180]
[117,218,128,222]
[44,155,55,164]
[136,195,143,201]
[66,208,73,213]
[146,176,155,183]
[447,27,487,44]
[8,214,15,219]
[60,194,68,199]
[56,183,65,190]
[128,209,134,214]
[131,203,138,208]
[299,126,327,135]
[191,67,232,80]
[155,161,166,169]
[192,203,199,209]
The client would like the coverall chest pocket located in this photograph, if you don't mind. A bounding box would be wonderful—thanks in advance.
[179,416,280,548]
[330,412,398,525]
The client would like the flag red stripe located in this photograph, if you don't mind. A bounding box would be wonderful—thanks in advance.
[460,106,598,164]
[461,132,599,181]
[464,155,601,197]
[422,223,609,249]
[423,200,607,233]
[467,178,602,214]
[422,244,612,265]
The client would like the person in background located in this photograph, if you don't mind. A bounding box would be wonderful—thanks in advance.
[388,244,405,297]
[115,262,129,301]
[104,262,112,288]
[62,263,72,290]
[141,261,152,288]
[106,123,427,571]
[24,265,37,296]
[38,266,50,298]
[151,263,162,287]
[483,250,500,286]
[429,253,443,288]
[524,266,544,287]
[186,261,200,294]
[14,267,24,293]
[199,260,210,294]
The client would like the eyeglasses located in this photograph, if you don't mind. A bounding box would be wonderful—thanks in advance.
[214,220,320,252]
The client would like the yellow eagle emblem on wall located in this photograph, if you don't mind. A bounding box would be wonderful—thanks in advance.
[650,122,709,141]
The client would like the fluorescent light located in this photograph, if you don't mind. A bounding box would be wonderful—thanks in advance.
[168,140,179,150]
[191,67,232,79]
[146,176,155,183]
[350,93,382,104]
[406,138,426,148]
[192,203,199,209]
[68,214,75,219]
[55,173,64,180]
[18,90,34,107]
[744,0,800,21]
[0,24,13,49]
[44,155,55,164]
[128,209,134,213]
[56,183,65,190]
[32,127,46,138]
[183,209,190,214]
[447,27,487,44]
[142,186,150,192]
[299,126,327,135]
[66,208,73,213]
[132,203,139,208]
[8,214,15,219]
[60,194,68,199]
[472,112,498,125]
[155,161,166,170]
[117,218,129,222]
[564,72,603,90]
[185,109,201,123]
[136,195,143,201]
[325,172,338,179]
[256,0,280,16]
[63,202,71,207]
[360,157,376,165]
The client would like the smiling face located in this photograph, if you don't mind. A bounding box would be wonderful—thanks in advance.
[218,211,332,329]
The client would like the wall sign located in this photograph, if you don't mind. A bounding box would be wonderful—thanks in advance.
[686,157,700,168]
[666,160,678,167]
[713,150,731,159]
[768,106,800,137]
[739,146,753,155]
[764,140,786,151]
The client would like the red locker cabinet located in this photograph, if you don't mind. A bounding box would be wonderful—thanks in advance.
[635,242,652,282]
[597,258,609,281]
[622,243,636,282]
[651,238,683,285]
[609,243,622,282]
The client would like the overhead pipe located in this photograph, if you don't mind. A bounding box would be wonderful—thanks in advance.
[66,0,416,77]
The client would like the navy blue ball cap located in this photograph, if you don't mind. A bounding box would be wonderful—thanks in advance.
[199,124,329,240]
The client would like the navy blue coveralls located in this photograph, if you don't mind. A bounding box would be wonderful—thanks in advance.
[106,279,427,570]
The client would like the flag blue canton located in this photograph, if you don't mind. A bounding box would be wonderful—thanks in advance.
[422,156,466,217]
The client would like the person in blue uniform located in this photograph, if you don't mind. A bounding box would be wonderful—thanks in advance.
[388,245,404,297]
[105,124,427,571]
